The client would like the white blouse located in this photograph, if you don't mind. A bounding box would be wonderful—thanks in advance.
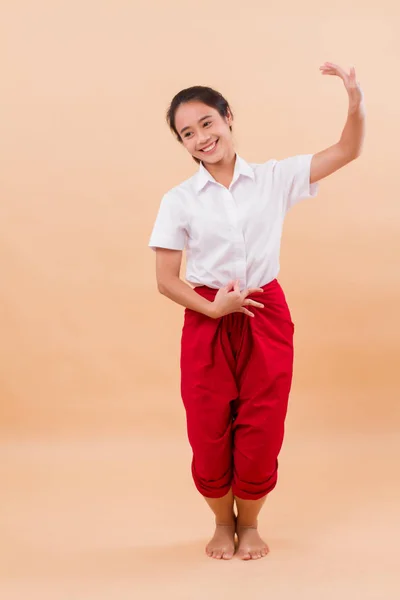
[149,153,318,290]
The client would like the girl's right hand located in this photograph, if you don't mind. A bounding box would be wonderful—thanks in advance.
[210,280,264,319]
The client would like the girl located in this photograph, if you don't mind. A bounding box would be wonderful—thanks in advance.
[148,62,365,560]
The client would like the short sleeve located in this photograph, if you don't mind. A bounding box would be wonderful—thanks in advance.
[275,154,319,212]
[148,191,188,251]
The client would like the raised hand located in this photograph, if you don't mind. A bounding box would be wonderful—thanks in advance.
[319,62,364,111]
[211,280,264,319]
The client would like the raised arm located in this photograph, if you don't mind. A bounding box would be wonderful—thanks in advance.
[310,62,366,185]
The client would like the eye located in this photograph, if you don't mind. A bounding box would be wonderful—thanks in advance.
[203,121,212,127]
[183,131,192,138]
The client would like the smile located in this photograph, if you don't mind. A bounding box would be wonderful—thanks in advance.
[200,140,218,153]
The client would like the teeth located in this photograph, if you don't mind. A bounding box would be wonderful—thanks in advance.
[202,141,217,152]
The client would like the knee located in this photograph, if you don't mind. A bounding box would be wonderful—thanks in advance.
[191,460,232,498]
[232,459,279,500]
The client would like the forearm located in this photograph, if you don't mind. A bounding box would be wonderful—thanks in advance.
[338,98,366,159]
[158,276,216,318]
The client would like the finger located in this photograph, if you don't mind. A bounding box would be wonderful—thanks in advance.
[245,287,264,296]
[319,62,337,71]
[234,279,240,293]
[239,307,254,318]
[320,68,344,77]
[321,62,342,71]
[320,63,348,80]
[243,299,264,308]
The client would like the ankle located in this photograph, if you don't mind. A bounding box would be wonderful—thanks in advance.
[215,515,236,527]
[236,519,258,529]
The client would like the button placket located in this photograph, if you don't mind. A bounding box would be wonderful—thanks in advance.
[224,188,246,288]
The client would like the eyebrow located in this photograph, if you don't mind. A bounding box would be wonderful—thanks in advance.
[179,115,213,135]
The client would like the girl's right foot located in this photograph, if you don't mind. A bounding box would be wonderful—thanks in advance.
[205,521,236,560]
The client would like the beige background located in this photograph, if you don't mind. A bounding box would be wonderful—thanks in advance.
[1,1,399,599]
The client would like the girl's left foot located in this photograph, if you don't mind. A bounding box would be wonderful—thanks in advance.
[205,523,236,560]
[236,524,269,560]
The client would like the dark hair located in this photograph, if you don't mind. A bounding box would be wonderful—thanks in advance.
[166,86,233,163]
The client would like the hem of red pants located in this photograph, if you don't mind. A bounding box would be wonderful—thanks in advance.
[231,478,277,501]
[193,481,232,499]
[192,479,278,501]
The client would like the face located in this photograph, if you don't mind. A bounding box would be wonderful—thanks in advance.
[174,101,233,164]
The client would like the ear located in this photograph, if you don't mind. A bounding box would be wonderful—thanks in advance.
[226,108,233,126]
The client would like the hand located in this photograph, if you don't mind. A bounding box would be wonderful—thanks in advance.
[210,280,264,319]
[319,62,364,112]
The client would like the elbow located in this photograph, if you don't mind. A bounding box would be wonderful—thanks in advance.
[350,142,364,161]
[157,281,167,295]
[350,148,363,162]
[347,150,360,163]
[157,279,173,296]
[340,144,363,165]
[157,273,180,295]
[338,136,365,163]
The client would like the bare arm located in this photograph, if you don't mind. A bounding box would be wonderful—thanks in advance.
[310,63,366,184]
[155,248,264,319]
[156,248,216,317]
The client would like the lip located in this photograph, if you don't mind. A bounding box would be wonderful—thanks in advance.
[199,139,219,154]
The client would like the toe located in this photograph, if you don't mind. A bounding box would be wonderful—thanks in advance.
[222,551,233,560]
[238,550,251,560]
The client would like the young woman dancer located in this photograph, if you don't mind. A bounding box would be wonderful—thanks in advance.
[149,62,365,560]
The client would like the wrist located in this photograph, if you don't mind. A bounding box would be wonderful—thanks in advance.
[347,92,365,117]
[204,301,219,319]
[348,102,363,116]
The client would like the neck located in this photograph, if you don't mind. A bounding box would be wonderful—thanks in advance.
[202,148,237,187]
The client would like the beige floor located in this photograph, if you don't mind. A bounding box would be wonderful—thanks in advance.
[1,401,399,600]
[1,2,400,598]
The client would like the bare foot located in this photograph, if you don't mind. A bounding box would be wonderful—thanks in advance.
[205,523,236,560]
[236,524,269,560]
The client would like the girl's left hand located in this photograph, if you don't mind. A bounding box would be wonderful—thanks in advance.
[320,62,364,111]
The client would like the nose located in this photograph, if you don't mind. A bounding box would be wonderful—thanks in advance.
[197,131,211,147]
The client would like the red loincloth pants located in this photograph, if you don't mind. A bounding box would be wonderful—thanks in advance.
[180,279,295,501]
